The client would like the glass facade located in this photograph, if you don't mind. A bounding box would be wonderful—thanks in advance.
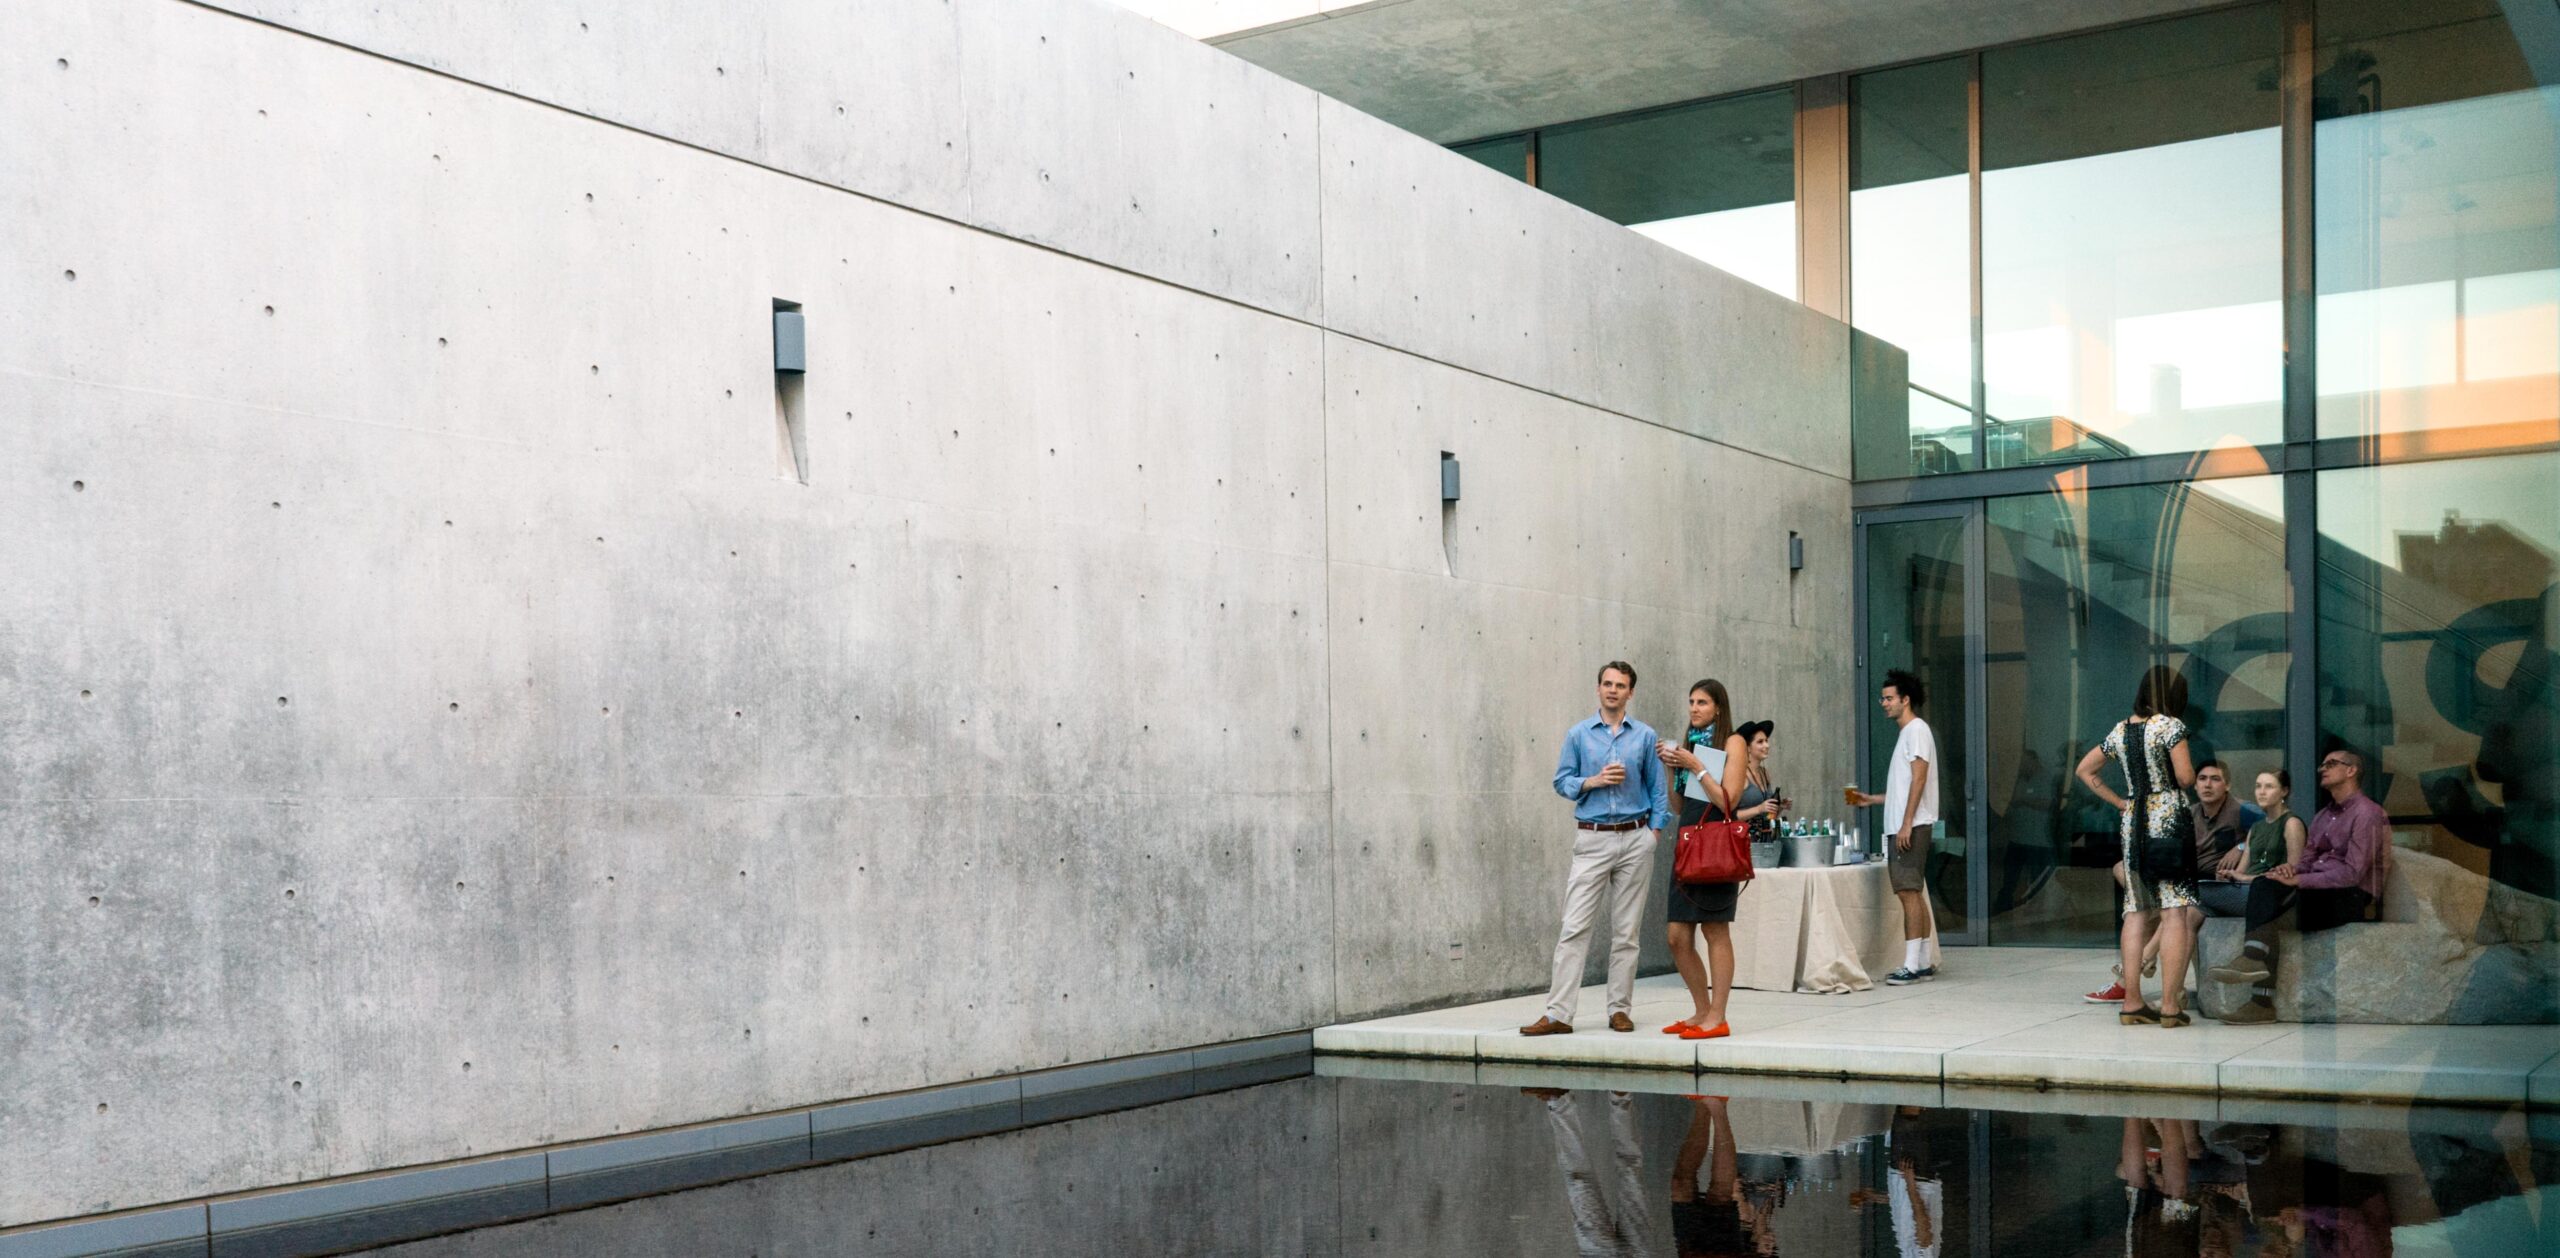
[1982,477,2290,944]
[1444,2,2560,946]
[1538,89,1799,299]
[1981,5,2284,466]
[2314,0,2560,443]
[2318,455,2559,898]
[1851,57,1974,477]
[1451,134,1531,183]
[1862,514,1973,938]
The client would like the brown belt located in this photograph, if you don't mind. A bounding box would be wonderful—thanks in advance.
[1578,820,1644,832]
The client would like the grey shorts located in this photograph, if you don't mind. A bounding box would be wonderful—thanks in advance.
[1888,828,1931,893]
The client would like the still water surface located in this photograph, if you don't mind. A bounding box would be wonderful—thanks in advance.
[371,1061,2555,1257]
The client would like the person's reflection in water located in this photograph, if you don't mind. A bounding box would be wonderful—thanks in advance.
[1670,1095,1762,1257]
[2118,1116,2205,1257]
[1527,1089,1654,1258]
[1865,1106,1947,1258]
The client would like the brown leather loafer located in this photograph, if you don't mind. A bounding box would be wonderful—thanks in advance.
[1519,1016,1574,1036]
[1608,1012,1635,1033]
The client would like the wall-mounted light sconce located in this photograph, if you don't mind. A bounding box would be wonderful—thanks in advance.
[1440,451,1460,503]
[1788,530,1805,573]
[773,300,808,483]
[772,308,807,375]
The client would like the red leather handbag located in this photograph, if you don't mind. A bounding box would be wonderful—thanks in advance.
[1675,763,1756,886]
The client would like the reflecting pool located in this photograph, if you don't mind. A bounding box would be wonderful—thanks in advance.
[366,1059,2555,1256]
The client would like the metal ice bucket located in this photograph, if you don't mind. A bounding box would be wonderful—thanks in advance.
[1750,837,1783,869]
[1784,830,1831,868]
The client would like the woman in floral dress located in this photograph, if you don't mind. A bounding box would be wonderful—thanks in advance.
[2076,665,2199,1027]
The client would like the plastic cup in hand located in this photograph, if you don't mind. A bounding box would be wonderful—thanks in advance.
[1842,784,1860,807]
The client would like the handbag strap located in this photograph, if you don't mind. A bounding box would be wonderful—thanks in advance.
[2122,719,2154,801]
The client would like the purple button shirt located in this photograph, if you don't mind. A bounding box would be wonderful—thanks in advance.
[2300,792,2388,900]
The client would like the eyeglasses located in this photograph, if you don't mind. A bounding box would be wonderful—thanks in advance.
[2318,758,2351,770]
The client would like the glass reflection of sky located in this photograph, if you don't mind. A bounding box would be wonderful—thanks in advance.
[1983,126,2284,456]
[2318,86,2560,436]
[1628,201,1797,300]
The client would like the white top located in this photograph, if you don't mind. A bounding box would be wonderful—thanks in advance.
[1883,717,1939,830]
[1891,1171,1945,1258]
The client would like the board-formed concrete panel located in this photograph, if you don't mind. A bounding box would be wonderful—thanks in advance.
[5,0,1848,1228]
[192,0,1326,323]
[1316,100,1852,482]
[1320,337,1851,1019]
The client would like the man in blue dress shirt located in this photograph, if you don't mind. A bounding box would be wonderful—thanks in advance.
[1523,661,1674,1036]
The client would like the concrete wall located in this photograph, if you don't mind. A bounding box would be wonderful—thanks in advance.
[0,0,1851,1227]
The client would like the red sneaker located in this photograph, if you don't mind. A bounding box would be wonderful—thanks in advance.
[2084,982,2127,1004]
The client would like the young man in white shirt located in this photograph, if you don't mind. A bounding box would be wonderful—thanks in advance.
[1849,669,1939,984]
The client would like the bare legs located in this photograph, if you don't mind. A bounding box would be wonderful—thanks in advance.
[1895,889,1929,940]
[2121,904,2196,1017]
[2156,906,2196,1017]
[1667,922,1711,1024]
[1665,921,1736,1027]
[1701,922,1733,1027]
[2119,910,2154,1015]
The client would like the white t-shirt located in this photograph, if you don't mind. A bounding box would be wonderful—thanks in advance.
[1891,1171,1945,1258]
[1884,718,1939,830]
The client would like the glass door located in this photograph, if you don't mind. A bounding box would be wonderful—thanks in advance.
[1857,505,1985,945]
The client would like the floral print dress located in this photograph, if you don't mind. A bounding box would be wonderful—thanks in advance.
[2103,715,2197,914]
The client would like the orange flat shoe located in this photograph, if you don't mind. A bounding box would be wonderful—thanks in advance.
[1680,1022,1732,1040]
[1661,1021,1695,1035]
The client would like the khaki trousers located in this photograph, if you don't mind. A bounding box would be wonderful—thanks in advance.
[1544,825,1656,1023]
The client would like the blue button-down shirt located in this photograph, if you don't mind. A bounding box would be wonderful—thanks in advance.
[1554,712,1672,830]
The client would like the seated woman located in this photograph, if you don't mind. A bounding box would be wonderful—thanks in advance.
[2196,769,2306,919]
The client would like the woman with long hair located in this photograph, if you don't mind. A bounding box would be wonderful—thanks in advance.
[2077,664,2200,1027]
[1658,679,1750,1040]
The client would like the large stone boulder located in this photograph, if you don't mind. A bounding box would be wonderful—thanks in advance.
[2195,848,2560,1024]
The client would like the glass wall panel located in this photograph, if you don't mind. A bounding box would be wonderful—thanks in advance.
[1982,476,2289,946]
[1851,56,1975,477]
[1451,134,1531,183]
[2314,1,2560,442]
[1863,515,1972,938]
[1539,89,1798,299]
[1981,6,2283,467]
[2318,454,2559,900]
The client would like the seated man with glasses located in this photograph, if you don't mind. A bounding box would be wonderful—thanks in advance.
[2207,748,2389,1023]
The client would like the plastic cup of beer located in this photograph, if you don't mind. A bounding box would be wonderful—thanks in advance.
[1842,784,1860,807]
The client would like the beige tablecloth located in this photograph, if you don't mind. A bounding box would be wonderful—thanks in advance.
[1720,862,1941,994]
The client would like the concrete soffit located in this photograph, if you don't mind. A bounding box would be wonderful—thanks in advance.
[1203,0,2242,143]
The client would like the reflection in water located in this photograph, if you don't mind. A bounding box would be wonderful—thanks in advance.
[364,1071,2558,1257]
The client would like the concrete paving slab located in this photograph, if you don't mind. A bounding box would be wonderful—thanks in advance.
[2216,1025,2559,1106]
[1941,1011,2298,1092]
[1318,948,2557,1105]
[1479,1028,1698,1069]
[1694,1026,1953,1082]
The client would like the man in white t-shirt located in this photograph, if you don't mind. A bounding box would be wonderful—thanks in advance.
[1848,669,1939,984]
